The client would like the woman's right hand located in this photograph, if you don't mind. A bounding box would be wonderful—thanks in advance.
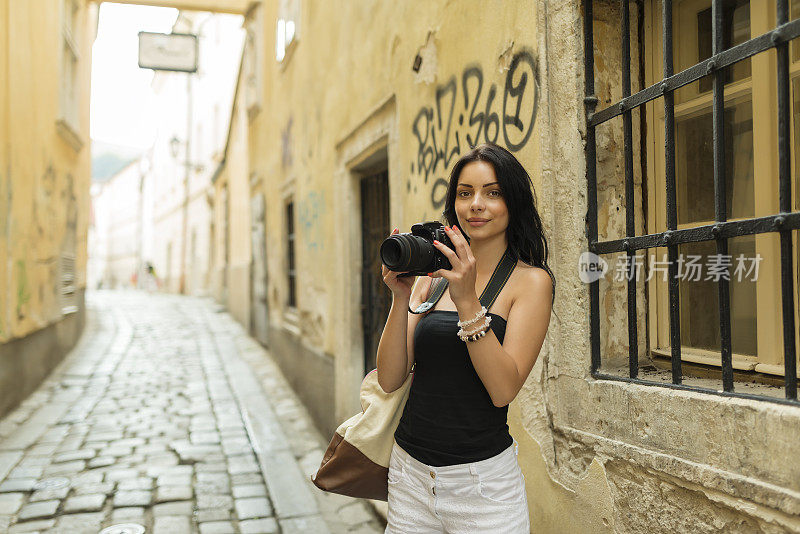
[382,228,416,302]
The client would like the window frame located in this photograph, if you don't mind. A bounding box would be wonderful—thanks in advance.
[275,0,300,64]
[584,0,800,405]
[646,0,767,372]
[645,0,800,377]
[57,0,83,150]
[285,199,297,310]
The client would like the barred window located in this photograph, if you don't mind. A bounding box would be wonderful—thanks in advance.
[57,0,83,150]
[584,0,800,404]
[275,0,300,63]
[286,200,297,308]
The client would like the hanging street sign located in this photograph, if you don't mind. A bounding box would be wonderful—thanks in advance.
[138,32,198,73]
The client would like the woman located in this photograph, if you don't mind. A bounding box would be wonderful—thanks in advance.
[377,142,555,533]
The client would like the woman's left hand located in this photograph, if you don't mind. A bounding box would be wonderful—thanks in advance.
[429,225,478,307]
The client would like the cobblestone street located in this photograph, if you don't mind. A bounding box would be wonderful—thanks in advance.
[0,291,384,534]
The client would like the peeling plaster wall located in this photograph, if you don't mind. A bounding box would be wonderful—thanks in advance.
[1,0,94,342]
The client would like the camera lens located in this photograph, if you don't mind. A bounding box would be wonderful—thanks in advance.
[380,234,435,272]
[380,238,406,268]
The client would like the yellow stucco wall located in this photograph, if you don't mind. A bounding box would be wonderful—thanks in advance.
[0,0,95,343]
[250,1,541,362]
[225,68,253,329]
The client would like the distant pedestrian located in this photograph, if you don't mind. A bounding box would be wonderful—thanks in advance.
[144,262,160,292]
[377,143,555,533]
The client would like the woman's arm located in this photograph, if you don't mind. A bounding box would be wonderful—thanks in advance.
[454,268,553,407]
[376,275,430,393]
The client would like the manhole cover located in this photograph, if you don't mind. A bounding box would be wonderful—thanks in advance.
[32,477,69,490]
[99,525,146,534]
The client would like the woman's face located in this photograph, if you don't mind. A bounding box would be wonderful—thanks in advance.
[454,160,509,241]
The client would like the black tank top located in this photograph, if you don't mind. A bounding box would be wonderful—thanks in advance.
[394,309,513,466]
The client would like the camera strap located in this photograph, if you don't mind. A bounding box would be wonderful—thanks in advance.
[408,247,516,315]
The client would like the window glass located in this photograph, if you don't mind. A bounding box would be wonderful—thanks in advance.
[794,78,800,211]
[696,1,751,93]
[675,0,751,103]
[676,100,754,224]
[677,234,757,356]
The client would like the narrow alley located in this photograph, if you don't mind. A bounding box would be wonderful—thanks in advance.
[0,291,384,534]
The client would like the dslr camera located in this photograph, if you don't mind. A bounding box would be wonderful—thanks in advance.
[380,221,461,278]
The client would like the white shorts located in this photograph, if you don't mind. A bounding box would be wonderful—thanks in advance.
[385,439,530,533]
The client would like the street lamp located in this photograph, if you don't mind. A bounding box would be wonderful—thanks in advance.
[169,135,204,173]
[170,135,181,159]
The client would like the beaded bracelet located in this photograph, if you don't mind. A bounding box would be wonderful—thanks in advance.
[462,315,491,336]
[459,321,490,342]
[457,306,487,329]
[464,328,489,342]
[457,315,492,342]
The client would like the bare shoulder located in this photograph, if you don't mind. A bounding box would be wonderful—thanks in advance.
[511,262,553,305]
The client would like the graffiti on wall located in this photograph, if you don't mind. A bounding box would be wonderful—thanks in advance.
[298,191,324,252]
[63,173,78,249]
[35,165,56,240]
[409,50,539,211]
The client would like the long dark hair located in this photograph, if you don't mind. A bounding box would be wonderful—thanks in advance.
[442,142,556,305]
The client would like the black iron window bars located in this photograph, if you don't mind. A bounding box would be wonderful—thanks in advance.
[584,0,800,405]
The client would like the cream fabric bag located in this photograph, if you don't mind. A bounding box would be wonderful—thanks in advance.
[311,368,413,501]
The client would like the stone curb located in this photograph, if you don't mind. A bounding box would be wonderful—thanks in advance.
[200,300,384,533]
[207,314,330,531]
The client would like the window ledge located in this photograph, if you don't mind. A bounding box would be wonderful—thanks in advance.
[283,306,300,335]
[651,347,800,379]
[249,172,262,189]
[278,38,297,71]
[62,305,79,316]
[651,347,757,371]
[600,361,791,401]
[56,118,84,152]
[648,353,798,388]
[754,362,800,379]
